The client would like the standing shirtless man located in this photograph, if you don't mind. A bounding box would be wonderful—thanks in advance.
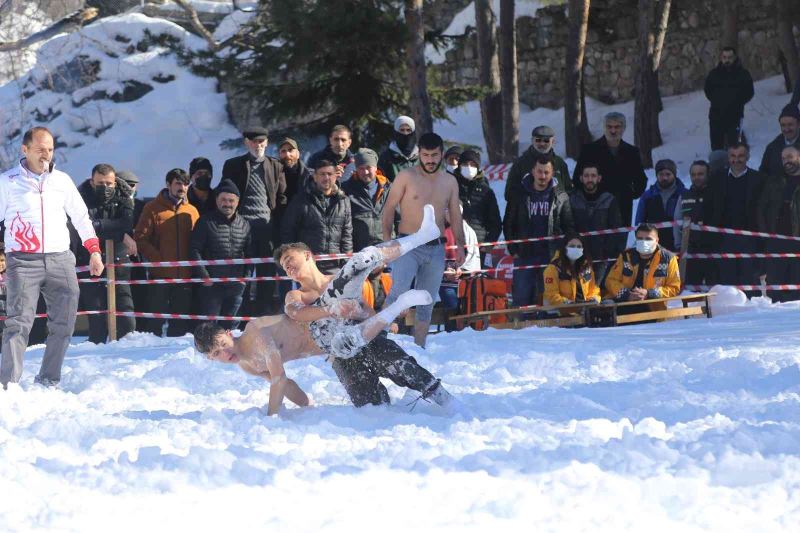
[194,206,454,414]
[382,132,465,347]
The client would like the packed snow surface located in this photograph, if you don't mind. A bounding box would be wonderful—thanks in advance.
[2,302,799,531]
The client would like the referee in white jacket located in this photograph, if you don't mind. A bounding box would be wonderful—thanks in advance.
[0,127,103,388]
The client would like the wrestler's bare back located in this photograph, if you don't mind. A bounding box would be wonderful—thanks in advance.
[391,166,458,235]
[235,315,323,376]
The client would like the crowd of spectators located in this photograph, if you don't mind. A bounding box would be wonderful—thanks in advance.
[5,47,800,347]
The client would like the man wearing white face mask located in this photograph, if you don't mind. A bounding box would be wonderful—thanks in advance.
[454,149,501,267]
[604,223,681,309]
[444,146,463,176]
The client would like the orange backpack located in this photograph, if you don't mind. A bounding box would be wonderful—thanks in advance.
[457,276,509,331]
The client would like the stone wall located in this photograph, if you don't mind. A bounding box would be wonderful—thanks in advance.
[436,0,796,109]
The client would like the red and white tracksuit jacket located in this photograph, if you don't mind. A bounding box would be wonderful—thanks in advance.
[0,160,99,255]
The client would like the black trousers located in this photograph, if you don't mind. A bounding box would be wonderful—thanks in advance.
[331,333,437,407]
[148,284,193,337]
[79,265,135,343]
[764,238,800,302]
[717,234,759,289]
[709,114,741,151]
[197,282,246,329]
[684,257,719,287]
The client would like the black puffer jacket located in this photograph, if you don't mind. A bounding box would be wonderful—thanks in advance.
[280,179,353,256]
[341,172,392,251]
[569,189,625,260]
[455,171,502,246]
[189,210,252,278]
[75,178,134,265]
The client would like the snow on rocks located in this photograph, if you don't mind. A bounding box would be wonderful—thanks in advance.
[1,303,800,530]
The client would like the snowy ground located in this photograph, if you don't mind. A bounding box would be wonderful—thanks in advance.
[1,298,799,531]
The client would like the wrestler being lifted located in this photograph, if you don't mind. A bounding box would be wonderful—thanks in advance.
[194,205,455,415]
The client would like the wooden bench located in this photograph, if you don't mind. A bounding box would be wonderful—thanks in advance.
[450,301,597,330]
[444,293,715,331]
[586,292,714,327]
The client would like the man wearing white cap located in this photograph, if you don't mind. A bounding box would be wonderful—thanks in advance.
[378,115,419,182]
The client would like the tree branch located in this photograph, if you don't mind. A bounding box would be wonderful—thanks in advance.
[0,8,98,52]
[172,0,220,52]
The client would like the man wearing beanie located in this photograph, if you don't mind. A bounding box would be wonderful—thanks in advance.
[188,156,217,215]
[444,145,463,176]
[454,149,501,265]
[506,125,572,202]
[759,104,800,178]
[190,179,252,329]
[343,148,396,310]
[277,137,312,205]
[343,148,394,252]
[704,46,754,150]
[634,159,686,251]
[378,115,419,182]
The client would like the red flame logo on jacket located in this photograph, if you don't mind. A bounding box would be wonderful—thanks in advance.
[10,212,41,252]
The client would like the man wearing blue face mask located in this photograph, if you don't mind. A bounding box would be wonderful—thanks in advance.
[604,223,681,308]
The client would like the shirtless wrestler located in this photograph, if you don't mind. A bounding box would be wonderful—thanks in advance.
[194,205,454,415]
[381,132,466,347]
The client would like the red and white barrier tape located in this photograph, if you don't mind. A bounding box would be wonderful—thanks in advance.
[0,310,107,321]
[685,284,800,291]
[114,311,256,321]
[685,252,800,259]
[689,223,800,242]
[482,163,511,181]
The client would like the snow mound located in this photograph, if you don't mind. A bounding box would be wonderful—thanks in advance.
[709,284,749,314]
[0,13,241,196]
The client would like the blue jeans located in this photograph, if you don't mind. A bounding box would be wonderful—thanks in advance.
[511,256,545,307]
[199,282,246,330]
[385,243,446,322]
[439,285,459,310]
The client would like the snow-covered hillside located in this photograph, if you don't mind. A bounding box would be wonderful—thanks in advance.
[0,2,52,84]
[1,298,799,531]
[0,13,240,194]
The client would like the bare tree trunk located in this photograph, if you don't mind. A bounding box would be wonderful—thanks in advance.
[777,0,800,91]
[475,0,504,163]
[634,0,671,168]
[565,0,591,159]
[721,0,739,50]
[499,0,520,161]
[405,0,433,133]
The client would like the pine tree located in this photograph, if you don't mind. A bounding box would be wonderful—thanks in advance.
[187,0,479,146]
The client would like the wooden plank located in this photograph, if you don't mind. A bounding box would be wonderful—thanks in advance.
[614,292,714,308]
[105,239,117,342]
[450,300,597,321]
[403,307,454,326]
[491,314,585,329]
[615,306,706,324]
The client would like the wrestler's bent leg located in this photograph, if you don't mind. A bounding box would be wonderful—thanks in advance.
[328,290,433,358]
[331,355,390,407]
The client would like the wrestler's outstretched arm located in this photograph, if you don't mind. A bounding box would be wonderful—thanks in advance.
[241,365,310,412]
[285,289,369,322]
[253,329,310,415]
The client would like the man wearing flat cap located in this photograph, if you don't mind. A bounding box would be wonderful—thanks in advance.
[222,126,287,313]
[190,179,252,329]
[505,125,572,202]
